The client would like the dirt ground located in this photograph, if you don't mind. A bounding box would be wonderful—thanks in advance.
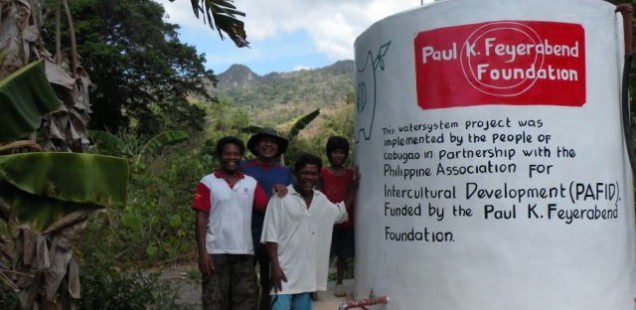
[158,265,354,310]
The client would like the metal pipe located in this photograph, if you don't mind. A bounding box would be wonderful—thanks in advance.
[338,296,389,310]
[615,4,636,174]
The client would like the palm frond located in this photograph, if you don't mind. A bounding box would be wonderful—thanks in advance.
[172,0,249,47]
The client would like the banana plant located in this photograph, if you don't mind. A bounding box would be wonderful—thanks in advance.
[288,109,321,142]
[0,61,129,309]
[1,0,93,153]
[241,108,321,142]
[89,129,190,168]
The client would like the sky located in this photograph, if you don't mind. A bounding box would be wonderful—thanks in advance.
[157,0,433,75]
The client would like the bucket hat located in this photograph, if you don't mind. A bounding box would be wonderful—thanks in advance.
[247,127,289,157]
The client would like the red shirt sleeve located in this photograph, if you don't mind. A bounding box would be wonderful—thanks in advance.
[191,182,211,213]
[253,183,268,211]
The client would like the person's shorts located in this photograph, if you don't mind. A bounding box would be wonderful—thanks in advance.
[331,227,354,259]
[270,292,312,310]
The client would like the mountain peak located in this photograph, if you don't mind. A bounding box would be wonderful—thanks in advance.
[217,64,260,88]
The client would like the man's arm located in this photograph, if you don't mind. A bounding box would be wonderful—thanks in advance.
[271,167,294,198]
[334,202,349,224]
[192,181,214,275]
[266,242,287,293]
[195,210,214,275]
[262,196,286,292]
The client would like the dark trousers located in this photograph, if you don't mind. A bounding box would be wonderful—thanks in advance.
[254,243,270,310]
[201,254,257,310]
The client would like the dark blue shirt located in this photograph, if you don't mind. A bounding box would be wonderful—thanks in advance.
[241,158,293,243]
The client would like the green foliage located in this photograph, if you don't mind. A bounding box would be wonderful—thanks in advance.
[0,286,20,309]
[89,129,191,173]
[0,61,60,142]
[43,0,215,136]
[87,130,125,156]
[135,131,189,166]
[322,92,355,137]
[199,99,255,154]
[125,148,206,262]
[78,264,178,310]
[0,152,128,231]
[282,94,355,165]
[327,258,355,281]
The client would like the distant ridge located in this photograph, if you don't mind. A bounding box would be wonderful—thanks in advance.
[215,60,353,90]
[319,60,354,75]
[208,60,355,126]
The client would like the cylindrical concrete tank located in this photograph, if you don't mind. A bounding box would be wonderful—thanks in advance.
[353,0,635,309]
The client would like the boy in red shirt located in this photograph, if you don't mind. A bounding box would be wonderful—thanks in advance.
[319,136,359,297]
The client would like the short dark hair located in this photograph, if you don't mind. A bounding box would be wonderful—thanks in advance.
[215,136,245,157]
[326,136,350,158]
[293,153,322,173]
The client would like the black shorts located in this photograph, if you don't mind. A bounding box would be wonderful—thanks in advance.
[330,227,355,259]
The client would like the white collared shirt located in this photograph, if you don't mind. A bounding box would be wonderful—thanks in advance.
[261,185,348,294]
[197,173,261,255]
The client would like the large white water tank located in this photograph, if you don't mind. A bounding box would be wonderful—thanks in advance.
[353,0,635,309]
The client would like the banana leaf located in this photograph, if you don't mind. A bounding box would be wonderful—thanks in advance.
[88,130,124,154]
[288,109,320,141]
[0,61,61,142]
[0,153,128,231]
[135,130,189,165]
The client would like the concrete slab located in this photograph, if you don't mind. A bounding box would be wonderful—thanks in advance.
[314,279,355,310]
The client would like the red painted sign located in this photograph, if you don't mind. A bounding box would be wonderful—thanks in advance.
[414,21,586,109]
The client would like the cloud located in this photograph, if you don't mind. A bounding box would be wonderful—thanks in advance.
[293,65,312,71]
[242,0,424,60]
[158,0,429,61]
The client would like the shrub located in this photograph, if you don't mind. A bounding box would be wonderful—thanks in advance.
[0,286,20,310]
[78,265,178,310]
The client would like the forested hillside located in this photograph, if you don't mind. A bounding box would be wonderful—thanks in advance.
[209,60,355,126]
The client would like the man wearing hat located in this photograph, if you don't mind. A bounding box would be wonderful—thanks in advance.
[242,128,294,310]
